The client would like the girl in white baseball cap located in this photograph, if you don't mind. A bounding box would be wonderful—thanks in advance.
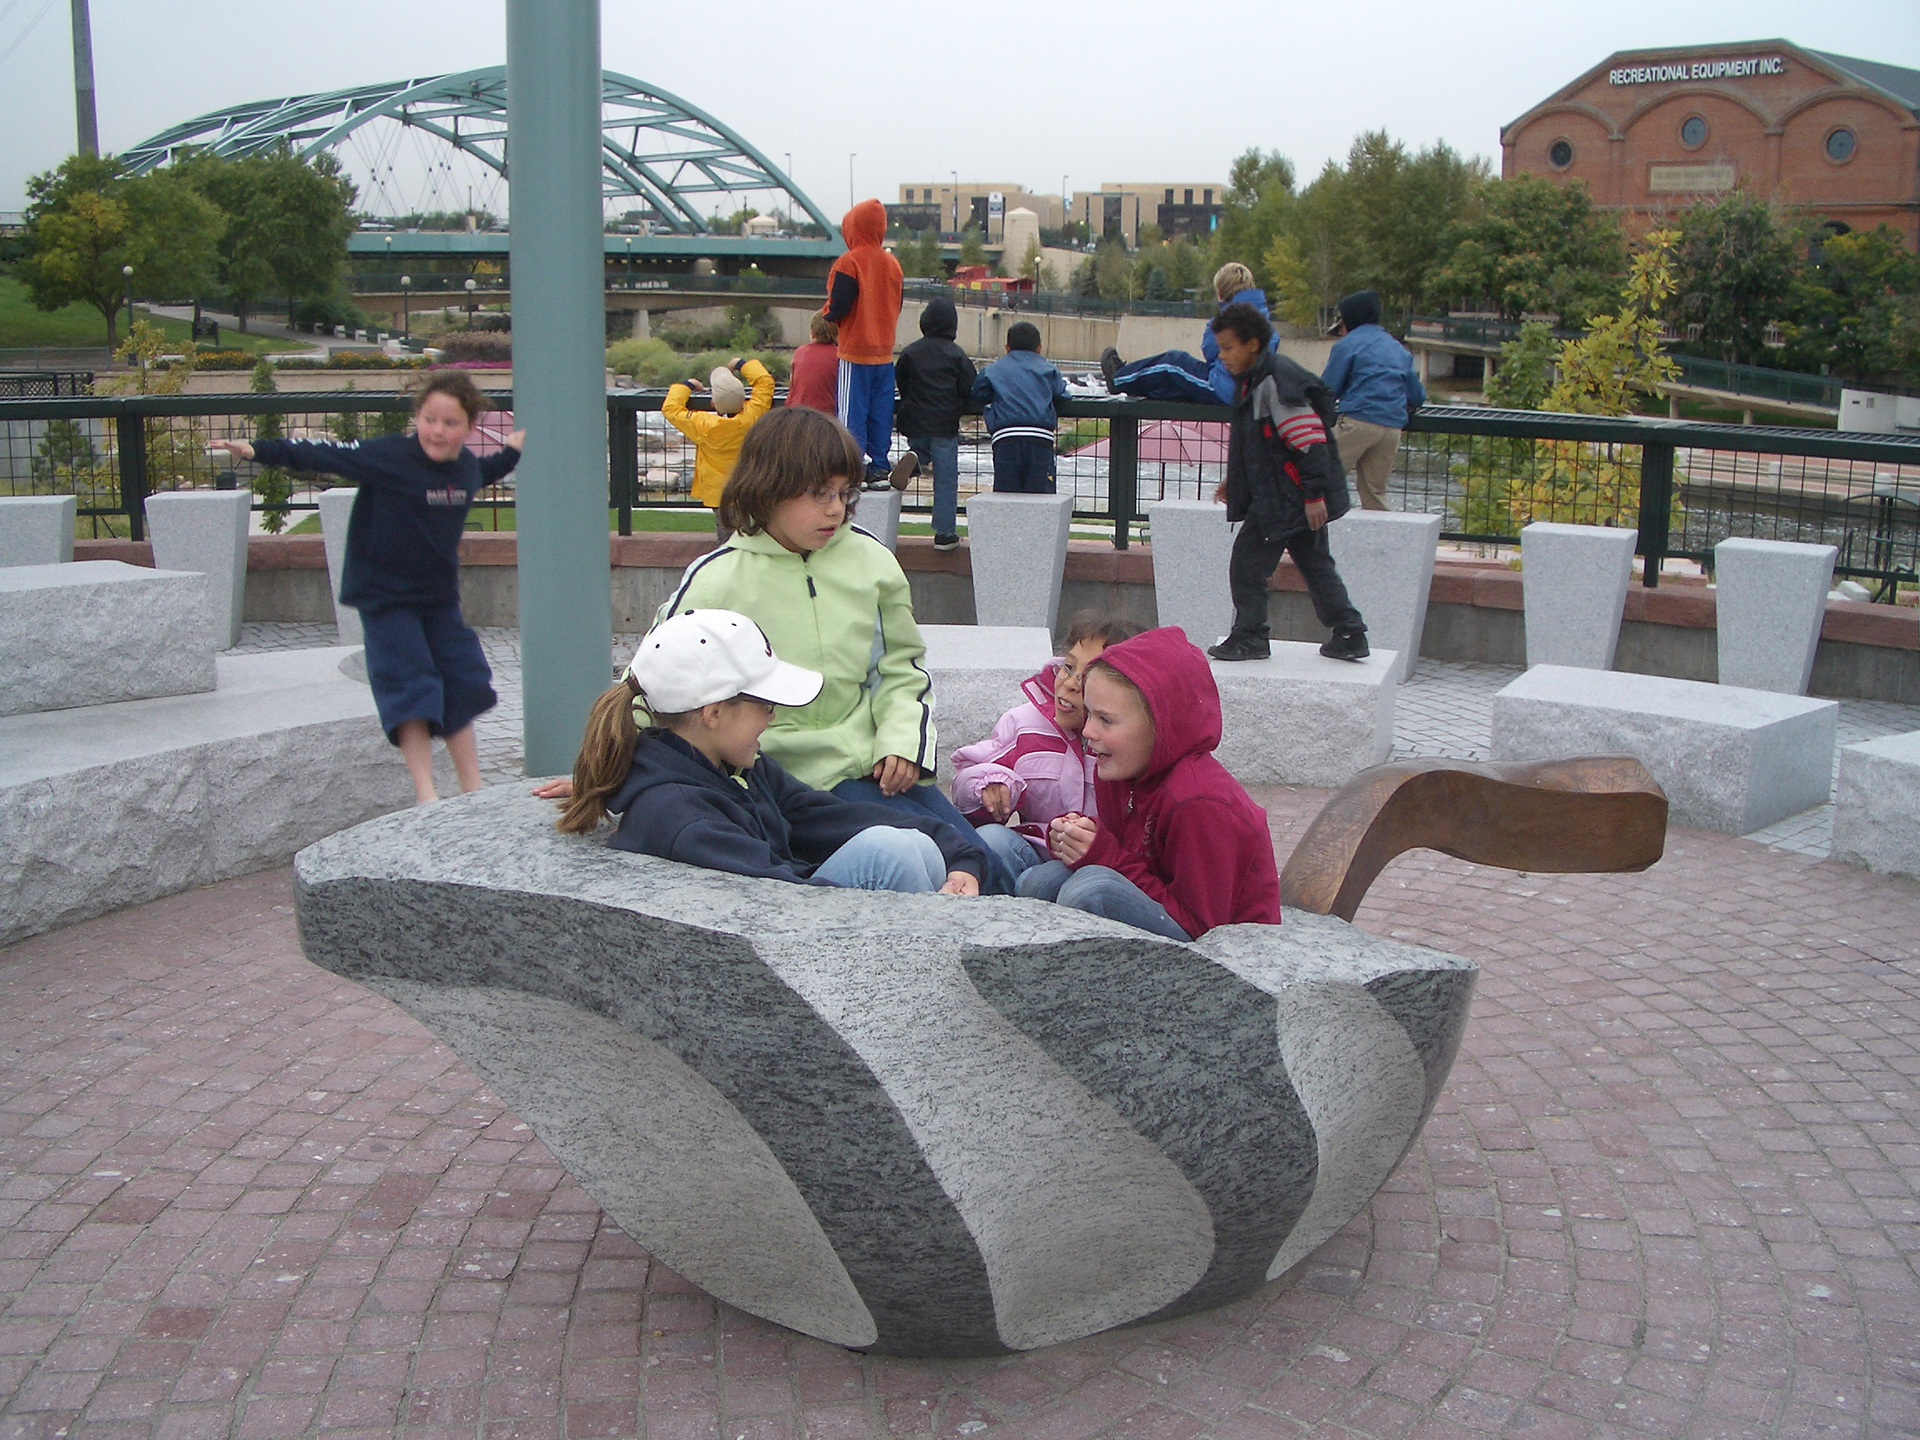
[555,610,983,895]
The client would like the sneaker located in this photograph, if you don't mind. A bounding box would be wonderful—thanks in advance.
[1320,630,1370,661]
[888,450,920,490]
[932,533,960,551]
[1207,633,1270,662]
[1099,346,1122,389]
[861,467,892,491]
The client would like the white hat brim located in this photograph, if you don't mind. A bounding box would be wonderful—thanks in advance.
[743,658,824,708]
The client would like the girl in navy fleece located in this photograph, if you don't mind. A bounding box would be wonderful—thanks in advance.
[214,372,521,802]
[555,610,984,896]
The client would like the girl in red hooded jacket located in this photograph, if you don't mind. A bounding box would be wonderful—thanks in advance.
[1015,627,1281,940]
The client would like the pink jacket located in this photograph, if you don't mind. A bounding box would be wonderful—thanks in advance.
[949,665,1097,854]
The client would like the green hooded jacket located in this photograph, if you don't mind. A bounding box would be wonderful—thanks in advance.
[654,522,936,791]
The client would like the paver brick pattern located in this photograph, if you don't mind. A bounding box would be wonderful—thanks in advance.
[3,781,1917,1438]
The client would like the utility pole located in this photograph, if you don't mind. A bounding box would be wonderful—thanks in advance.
[70,0,98,157]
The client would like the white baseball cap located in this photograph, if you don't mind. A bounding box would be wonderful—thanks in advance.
[709,365,747,416]
[626,610,822,713]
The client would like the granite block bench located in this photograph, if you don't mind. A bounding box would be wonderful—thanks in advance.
[1490,664,1836,833]
[1832,730,1920,879]
[0,494,76,567]
[295,785,1477,1356]
[0,561,215,717]
[1211,643,1398,786]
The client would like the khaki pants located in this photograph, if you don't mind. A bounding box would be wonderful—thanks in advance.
[1335,416,1402,511]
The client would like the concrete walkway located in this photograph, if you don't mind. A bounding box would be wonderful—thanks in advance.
[1,627,1916,1439]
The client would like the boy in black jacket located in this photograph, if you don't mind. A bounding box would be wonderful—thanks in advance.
[893,296,977,550]
[1206,303,1368,662]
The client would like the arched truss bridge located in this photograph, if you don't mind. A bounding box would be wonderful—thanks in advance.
[118,67,833,235]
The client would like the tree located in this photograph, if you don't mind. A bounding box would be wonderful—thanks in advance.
[249,359,295,534]
[894,229,944,280]
[1669,190,1801,364]
[958,227,986,268]
[1485,320,1559,410]
[1210,149,1295,287]
[177,150,354,331]
[19,155,223,348]
[1429,175,1627,328]
[1784,226,1920,385]
[1019,237,1046,288]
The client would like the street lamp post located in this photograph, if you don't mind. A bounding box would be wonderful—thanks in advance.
[848,153,856,208]
[950,170,958,237]
[1062,175,1069,242]
[400,275,411,341]
[464,276,477,325]
[120,263,132,351]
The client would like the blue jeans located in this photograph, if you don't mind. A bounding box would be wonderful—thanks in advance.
[1016,860,1192,941]
[810,825,946,892]
[909,434,960,536]
[973,822,1046,882]
[829,778,1018,895]
[838,359,896,476]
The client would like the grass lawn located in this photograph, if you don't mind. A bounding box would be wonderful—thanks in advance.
[0,276,303,355]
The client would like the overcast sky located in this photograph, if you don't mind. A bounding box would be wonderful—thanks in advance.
[3,1,1919,219]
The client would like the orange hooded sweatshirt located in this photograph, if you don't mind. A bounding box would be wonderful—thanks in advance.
[823,199,903,366]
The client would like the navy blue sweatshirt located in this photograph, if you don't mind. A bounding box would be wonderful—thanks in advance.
[607,729,985,885]
[252,434,520,610]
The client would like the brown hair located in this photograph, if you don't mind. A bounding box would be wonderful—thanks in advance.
[1061,610,1143,651]
[809,313,838,345]
[556,678,641,834]
[717,406,865,537]
[414,370,491,422]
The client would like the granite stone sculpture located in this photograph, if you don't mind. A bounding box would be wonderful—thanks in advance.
[295,760,1665,1356]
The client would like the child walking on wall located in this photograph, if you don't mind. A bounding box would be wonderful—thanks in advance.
[662,355,776,538]
[214,372,521,803]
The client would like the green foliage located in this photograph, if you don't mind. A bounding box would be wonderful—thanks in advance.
[958,227,986,267]
[604,338,789,386]
[894,230,945,279]
[656,304,782,353]
[18,155,226,347]
[1210,149,1296,287]
[1542,232,1681,418]
[436,331,512,364]
[174,149,356,331]
[248,360,293,533]
[1485,321,1559,410]
[30,419,99,481]
[1669,191,1802,365]
[1429,174,1627,328]
[1783,226,1920,385]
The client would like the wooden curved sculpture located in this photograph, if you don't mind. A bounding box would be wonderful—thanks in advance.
[1281,756,1669,922]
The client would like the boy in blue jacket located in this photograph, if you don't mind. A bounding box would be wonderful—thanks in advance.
[1322,290,1426,510]
[555,610,985,895]
[970,321,1069,493]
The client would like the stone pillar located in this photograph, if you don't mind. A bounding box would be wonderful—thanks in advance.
[317,487,363,647]
[1328,511,1441,683]
[631,309,650,340]
[1520,522,1637,670]
[1713,537,1836,695]
[965,492,1074,632]
[1146,498,1235,647]
[855,488,902,552]
[144,489,251,649]
[0,495,76,566]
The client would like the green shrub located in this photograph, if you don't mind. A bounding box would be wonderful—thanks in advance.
[437,331,513,364]
[604,340,790,387]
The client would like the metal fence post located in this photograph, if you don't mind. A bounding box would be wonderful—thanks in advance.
[607,397,636,536]
[115,407,147,541]
[1109,412,1139,550]
[1637,441,1674,587]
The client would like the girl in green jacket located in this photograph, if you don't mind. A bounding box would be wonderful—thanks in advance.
[656,407,1015,892]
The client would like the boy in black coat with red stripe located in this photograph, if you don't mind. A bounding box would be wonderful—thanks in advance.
[1206,302,1369,662]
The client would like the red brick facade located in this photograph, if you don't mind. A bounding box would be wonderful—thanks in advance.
[1503,41,1920,248]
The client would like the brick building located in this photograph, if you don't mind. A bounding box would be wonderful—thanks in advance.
[1503,40,1920,247]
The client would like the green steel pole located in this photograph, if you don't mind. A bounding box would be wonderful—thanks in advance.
[507,0,610,777]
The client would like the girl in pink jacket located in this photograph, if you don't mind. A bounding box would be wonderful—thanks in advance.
[950,613,1140,878]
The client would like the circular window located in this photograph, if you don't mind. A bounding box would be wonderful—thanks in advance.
[1826,127,1856,163]
[1680,115,1708,149]
[1548,139,1574,170]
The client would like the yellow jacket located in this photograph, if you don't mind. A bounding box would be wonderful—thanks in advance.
[662,359,776,507]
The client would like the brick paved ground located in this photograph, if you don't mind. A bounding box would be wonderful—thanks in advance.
[3,782,1917,1439]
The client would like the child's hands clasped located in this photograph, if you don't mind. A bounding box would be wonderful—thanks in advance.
[873,754,920,796]
[940,871,980,896]
[1048,812,1097,865]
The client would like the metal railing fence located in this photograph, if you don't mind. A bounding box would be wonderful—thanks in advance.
[4,391,1919,598]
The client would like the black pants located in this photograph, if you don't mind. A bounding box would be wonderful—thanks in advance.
[1227,522,1365,640]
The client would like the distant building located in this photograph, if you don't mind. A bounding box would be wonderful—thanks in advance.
[1503,40,1920,247]
[893,180,1224,246]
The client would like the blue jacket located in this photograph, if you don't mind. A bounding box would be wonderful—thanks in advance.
[1200,287,1278,402]
[1322,325,1426,429]
[252,434,519,611]
[606,729,984,885]
[970,350,1068,441]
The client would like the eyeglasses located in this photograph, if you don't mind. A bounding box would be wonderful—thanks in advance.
[804,484,858,508]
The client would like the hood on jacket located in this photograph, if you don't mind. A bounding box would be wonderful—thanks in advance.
[919,295,959,339]
[1092,628,1222,782]
[1338,290,1382,331]
[840,199,888,250]
[1018,662,1064,725]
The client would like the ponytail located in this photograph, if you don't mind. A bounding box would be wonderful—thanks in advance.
[555,677,642,834]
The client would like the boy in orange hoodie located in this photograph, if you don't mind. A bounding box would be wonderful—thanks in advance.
[824,199,916,490]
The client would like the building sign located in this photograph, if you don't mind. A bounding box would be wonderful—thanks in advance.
[1610,56,1785,85]
[1648,163,1737,194]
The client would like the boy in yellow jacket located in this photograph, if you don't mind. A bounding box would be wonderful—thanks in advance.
[663,356,775,538]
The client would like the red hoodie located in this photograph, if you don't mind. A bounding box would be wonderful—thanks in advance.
[1073,628,1281,937]
[823,200,903,365]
